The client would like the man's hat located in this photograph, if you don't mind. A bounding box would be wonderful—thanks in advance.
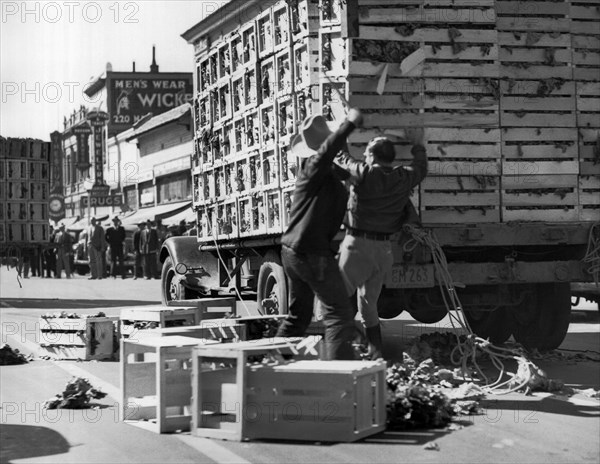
[112,215,120,222]
[290,115,336,158]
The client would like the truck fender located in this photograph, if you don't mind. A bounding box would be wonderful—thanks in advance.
[159,236,203,268]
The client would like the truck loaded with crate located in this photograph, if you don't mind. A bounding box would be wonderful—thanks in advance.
[160,0,600,351]
[0,136,51,271]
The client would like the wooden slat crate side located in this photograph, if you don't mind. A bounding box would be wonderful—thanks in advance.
[502,174,578,190]
[422,175,500,191]
[39,332,86,347]
[579,175,600,207]
[422,112,499,129]
[502,160,579,176]
[570,20,600,35]
[357,7,497,25]
[572,35,600,50]
[573,51,600,67]
[357,26,497,43]
[498,32,570,47]
[428,160,500,177]
[502,207,580,222]
[581,208,600,221]
[578,113,600,128]
[501,96,576,112]
[501,144,578,160]
[577,97,600,113]
[496,17,570,32]
[421,208,500,224]
[424,143,500,159]
[359,0,495,5]
[502,191,578,207]
[423,45,499,61]
[502,128,578,142]
[577,82,600,96]
[39,318,88,331]
[571,5,600,20]
[499,48,572,64]
[498,65,572,80]
[422,63,499,79]
[422,191,500,207]
[38,346,89,361]
[581,161,600,176]
[500,112,577,128]
[496,1,571,16]
[574,68,600,82]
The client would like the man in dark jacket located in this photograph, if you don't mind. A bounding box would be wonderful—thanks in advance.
[105,216,126,279]
[132,222,144,280]
[276,108,363,361]
[335,128,428,359]
[140,220,159,279]
[87,217,106,280]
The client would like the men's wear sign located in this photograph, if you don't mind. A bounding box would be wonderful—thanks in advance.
[106,72,193,134]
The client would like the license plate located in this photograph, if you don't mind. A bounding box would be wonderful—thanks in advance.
[387,264,435,288]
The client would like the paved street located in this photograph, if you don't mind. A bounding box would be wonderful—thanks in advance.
[1,267,599,464]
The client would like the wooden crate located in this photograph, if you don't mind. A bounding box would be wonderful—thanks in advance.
[121,335,218,434]
[167,297,237,320]
[131,319,246,343]
[501,174,580,222]
[421,174,501,224]
[192,339,384,442]
[579,175,600,221]
[120,305,199,339]
[38,316,118,361]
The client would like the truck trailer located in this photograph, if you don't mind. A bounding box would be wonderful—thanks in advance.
[161,0,600,351]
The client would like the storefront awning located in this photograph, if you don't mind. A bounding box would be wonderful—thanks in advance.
[161,205,196,227]
[121,201,191,227]
[67,215,109,231]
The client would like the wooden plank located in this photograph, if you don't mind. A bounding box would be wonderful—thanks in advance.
[581,208,600,221]
[573,51,600,67]
[581,145,600,160]
[501,96,575,112]
[426,143,500,158]
[499,65,572,80]
[423,78,491,94]
[500,80,575,96]
[496,17,570,32]
[501,112,577,127]
[577,98,600,113]
[496,1,570,16]
[422,192,499,206]
[349,61,406,78]
[579,129,600,142]
[357,0,495,5]
[578,113,600,128]
[581,161,600,175]
[577,82,600,96]
[429,160,500,176]
[422,63,499,78]
[349,77,422,93]
[422,208,500,224]
[570,21,600,35]
[502,208,579,222]
[424,45,498,60]
[358,7,496,24]
[422,175,500,190]
[424,111,499,128]
[499,48,572,63]
[359,0,424,5]
[426,127,501,142]
[502,192,578,207]
[498,32,570,47]
[501,144,577,159]
[574,68,600,82]
[424,96,498,111]
[503,174,578,190]
[571,5,600,20]
[40,318,88,331]
[349,94,423,109]
[572,35,600,50]
[502,128,578,142]
[503,160,579,175]
[358,26,497,43]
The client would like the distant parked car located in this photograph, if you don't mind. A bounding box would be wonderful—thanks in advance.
[72,229,136,276]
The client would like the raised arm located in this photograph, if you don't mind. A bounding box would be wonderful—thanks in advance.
[403,127,428,188]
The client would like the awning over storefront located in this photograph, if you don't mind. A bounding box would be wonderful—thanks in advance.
[53,216,80,229]
[121,201,191,227]
[161,205,196,227]
[67,215,109,231]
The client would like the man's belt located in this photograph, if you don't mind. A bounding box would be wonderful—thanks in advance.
[347,228,391,241]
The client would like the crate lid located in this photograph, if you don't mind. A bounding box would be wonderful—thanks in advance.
[253,360,386,374]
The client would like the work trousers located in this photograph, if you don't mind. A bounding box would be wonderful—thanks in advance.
[56,249,71,278]
[88,246,104,279]
[142,252,158,279]
[134,252,143,278]
[338,234,394,328]
[277,245,356,360]
[110,246,125,278]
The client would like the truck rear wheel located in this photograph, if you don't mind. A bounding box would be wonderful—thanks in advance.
[161,257,184,305]
[512,283,571,351]
[465,307,514,345]
[257,254,288,315]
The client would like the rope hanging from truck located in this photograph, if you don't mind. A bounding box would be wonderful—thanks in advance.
[583,222,600,287]
[402,224,536,395]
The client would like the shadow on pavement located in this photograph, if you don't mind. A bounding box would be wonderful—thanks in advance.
[0,424,70,463]
[1,298,159,309]
[480,397,600,419]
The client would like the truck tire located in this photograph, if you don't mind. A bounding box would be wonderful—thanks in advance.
[465,307,514,345]
[377,291,404,319]
[410,309,448,324]
[257,255,288,315]
[513,283,571,351]
[161,257,185,305]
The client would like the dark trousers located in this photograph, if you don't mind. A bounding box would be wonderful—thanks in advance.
[142,252,157,279]
[110,246,125,278]
[134,252,143,278]
[276,245,356,360]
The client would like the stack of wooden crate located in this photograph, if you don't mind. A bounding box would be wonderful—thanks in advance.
[571,0,600,221]
[0,137,50,244]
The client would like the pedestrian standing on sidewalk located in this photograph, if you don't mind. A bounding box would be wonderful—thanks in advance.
[334,128,428,359]
[54,223,73,279]
[43,226,57,278]
[132,222,144,280]
[105,216,126,279]
[275,109,363,361]
[140,220,159,280]
[87,217,106,280]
